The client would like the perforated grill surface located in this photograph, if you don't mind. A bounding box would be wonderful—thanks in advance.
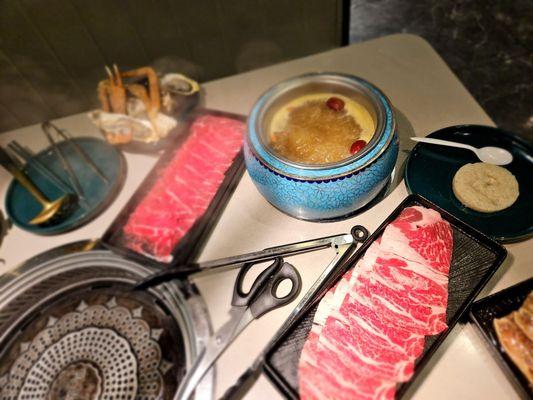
[0,294,174,400]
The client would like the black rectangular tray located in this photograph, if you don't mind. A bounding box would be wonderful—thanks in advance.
[470,278,533,399]
[262,194,507,399]
[102,108,246,268]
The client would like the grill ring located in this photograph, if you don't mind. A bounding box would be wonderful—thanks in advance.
[0,241,213,400]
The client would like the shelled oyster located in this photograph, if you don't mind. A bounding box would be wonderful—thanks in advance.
[91,65,199,146]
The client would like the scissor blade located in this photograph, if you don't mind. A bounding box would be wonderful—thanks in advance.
[174,308,254,400]
[135,233,352,290]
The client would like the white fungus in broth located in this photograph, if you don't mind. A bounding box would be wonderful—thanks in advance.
[268,93,375,164]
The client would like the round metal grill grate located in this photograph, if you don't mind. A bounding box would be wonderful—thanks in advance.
[1,297,166,400]
[19,328,137,400]
[0,242,213,400]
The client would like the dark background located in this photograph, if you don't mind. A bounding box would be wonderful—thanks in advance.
[0,0,344,133]
[0,0,531,141]
[349,0,532,142]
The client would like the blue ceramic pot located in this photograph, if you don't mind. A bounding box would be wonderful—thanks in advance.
[245,73,398,221]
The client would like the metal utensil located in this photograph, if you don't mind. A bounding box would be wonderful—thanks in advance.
[219,225,370,400]
[174,257,302,400]
[45,122,109,184]
[41,122,85,196]
[134,230,362,290]
[8,141,89,210]
[411,137,513,165]
[0,147,76,225]
[4,147,24,171]
[8,141,72,192]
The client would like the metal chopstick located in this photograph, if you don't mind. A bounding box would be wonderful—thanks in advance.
[41,122,84,197]
[9,142,70,192]
[51,124,109,184]
[8,141,89,210]
[4,147,25,170]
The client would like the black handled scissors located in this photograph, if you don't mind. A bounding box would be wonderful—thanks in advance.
[174,257,301,400]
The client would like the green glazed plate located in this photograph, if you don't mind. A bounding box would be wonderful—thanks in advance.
[404,125,533,243]
[6,137,126,235]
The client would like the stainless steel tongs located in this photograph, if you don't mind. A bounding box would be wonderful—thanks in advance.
[135,226,369,400]
[41,121,110,196]
[134,225,369,290]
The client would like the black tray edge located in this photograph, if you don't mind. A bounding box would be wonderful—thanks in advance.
[262,193,508,399]
[469,278,533,400]
[101,108,247,268]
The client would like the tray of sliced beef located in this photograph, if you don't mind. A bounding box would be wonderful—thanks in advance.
[470,278,533,399]
[102,109,246,266]
[262,194,507,400]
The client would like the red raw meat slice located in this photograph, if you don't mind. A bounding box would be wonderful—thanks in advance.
[383,206,453,275]
[122,114,244,262]
[354,270,447,335]
[300,355,397,400]
[372,257,448,306]
[299,330,397,400]
[369,257,448,331]
[320,318,416,381]
[313,269,354,330]
[298,206,453,399]
[298,272,354,398]
[339,295,426,358]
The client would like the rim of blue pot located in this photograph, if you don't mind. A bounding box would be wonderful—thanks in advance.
[246,72,396,181]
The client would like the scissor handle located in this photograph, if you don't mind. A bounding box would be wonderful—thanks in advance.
[232,259,301,320]
[232,258,302,318]
[232,257,283,308]
[351,225,369,243]
[250,260,301,319]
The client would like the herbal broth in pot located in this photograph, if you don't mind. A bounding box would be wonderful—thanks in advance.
[268,94,375,164]
[245,73,398,221]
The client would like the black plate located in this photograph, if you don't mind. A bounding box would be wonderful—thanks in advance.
[262,194,507,399]
[101,109,245,267]
[470,278,533,399]
[404,125,533,243]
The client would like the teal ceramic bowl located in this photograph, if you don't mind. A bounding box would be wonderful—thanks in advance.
[6,137,126,235]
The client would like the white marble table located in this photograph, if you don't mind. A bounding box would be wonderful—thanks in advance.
[0,34,530,400]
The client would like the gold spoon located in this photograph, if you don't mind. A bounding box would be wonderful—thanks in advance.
[0,148,75,225]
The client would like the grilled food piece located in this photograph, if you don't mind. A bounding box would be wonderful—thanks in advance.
[515,293,533,342]
[493,301,533,384]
